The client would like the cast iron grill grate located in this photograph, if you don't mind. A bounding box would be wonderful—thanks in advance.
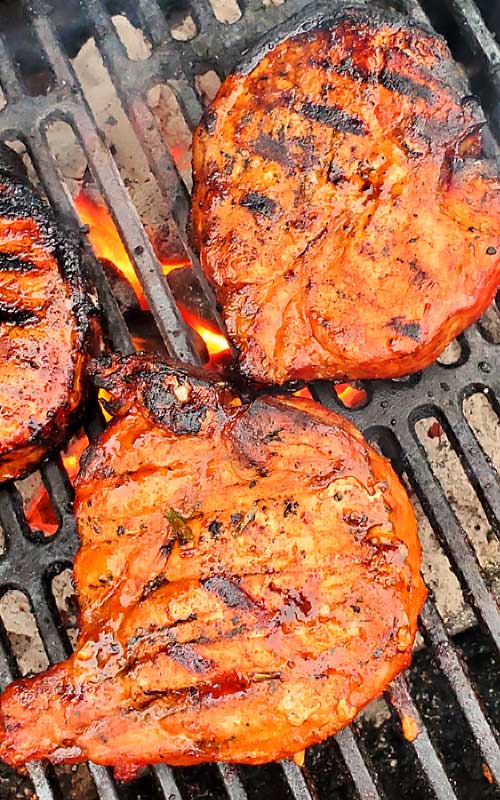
[0,0,499,798]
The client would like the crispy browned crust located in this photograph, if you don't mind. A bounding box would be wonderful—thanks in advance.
[0,355,425,778]
[0,145,93,482]
[191,4,500,384]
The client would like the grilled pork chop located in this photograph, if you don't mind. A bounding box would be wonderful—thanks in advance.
[0,144,91,482]
[191,4,500,384]
[0,355,425,777]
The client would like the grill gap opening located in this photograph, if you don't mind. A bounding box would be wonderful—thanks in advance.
[51,568,78,649]
[16,471,59,538]
[354,697,432,800]
[111,13,152,61]
[167,5,198,41]
[478,301,500,344]
[116,769,166,799]
[0,7,55,97]
[463,391,500,474]
[17,430,88,539]
[475,0,500,46]
[3,137,45,195]
[70,31,185,257]
[0,590,49,677]
[194,70,222,106]
[147,83,193,191]
[209,0,242,24]
[368,428,474,634]
[418,0,500,139]
[403,649,500,800]
[52,764,99,800]
[45,119,170,352]
[437,338,463,367]
[333,381,370,410]
[239,761,312,799]
[405,473,474,634]
[302,737,358,799]
[173,764,228,799]
[455,624,500,734]
[415,415,500,595]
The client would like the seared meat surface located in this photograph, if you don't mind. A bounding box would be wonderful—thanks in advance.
[191,4,500,384]
[0,355,425,777]
[0,144,91,482]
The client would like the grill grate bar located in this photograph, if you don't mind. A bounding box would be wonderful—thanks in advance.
[442,0,500,68]
[81,0,226,340]
[0,35,26,103]
[439,400,500,536]
[387,675,458,800]
[25,127,134,354]
[335,727,382,800]
[30,8,199,364]
[420,598,500,783]
[26,762,57,800]
[217,763,249,800]
[441,0,500,135]
[0,630,57,800]
[87,765,121,800]
[27,577,122,800]
[398,428,500,651]
[153,764,183,800]
[280,759,315,800]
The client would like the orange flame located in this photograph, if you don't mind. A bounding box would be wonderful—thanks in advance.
[334,382,367,409]
[180,307,231,358]
[75,191,230,361]
[25,432,90,536]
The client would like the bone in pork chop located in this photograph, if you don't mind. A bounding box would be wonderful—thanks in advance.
[0,355,426,777]
[0,143,92,482]
[191,3,500,384]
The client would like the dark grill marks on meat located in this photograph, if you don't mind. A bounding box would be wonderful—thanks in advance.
[191,5,500,384]
[0,252,38,272]
[0,356,426,777]
[298,101,367,135]
[0,303,39,327]
[0,143,92,482]
[240,191,278,218]
[201,575,257,610]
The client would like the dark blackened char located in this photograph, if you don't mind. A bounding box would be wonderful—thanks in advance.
[0,354,425,777]
[0,142,92,482]
[191,3,500,384]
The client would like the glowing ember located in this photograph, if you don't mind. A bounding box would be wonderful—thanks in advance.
[25,432,90,536]
[334,382,367,409]
[98,388,113,422]
[74,191,230,362]
[293,387,313,399]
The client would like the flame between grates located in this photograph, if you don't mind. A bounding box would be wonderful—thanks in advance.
[0,0,500,798]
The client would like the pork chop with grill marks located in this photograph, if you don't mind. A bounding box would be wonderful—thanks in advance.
[0,355,425,777]
[0,143,92,482]
[191,4,500,384]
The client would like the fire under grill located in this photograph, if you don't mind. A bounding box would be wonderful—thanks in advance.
[1,0,500,798]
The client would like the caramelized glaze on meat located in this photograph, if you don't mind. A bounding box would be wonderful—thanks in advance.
[191,5,500,384]
[0,144,92,482]
[0,355,425,777]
